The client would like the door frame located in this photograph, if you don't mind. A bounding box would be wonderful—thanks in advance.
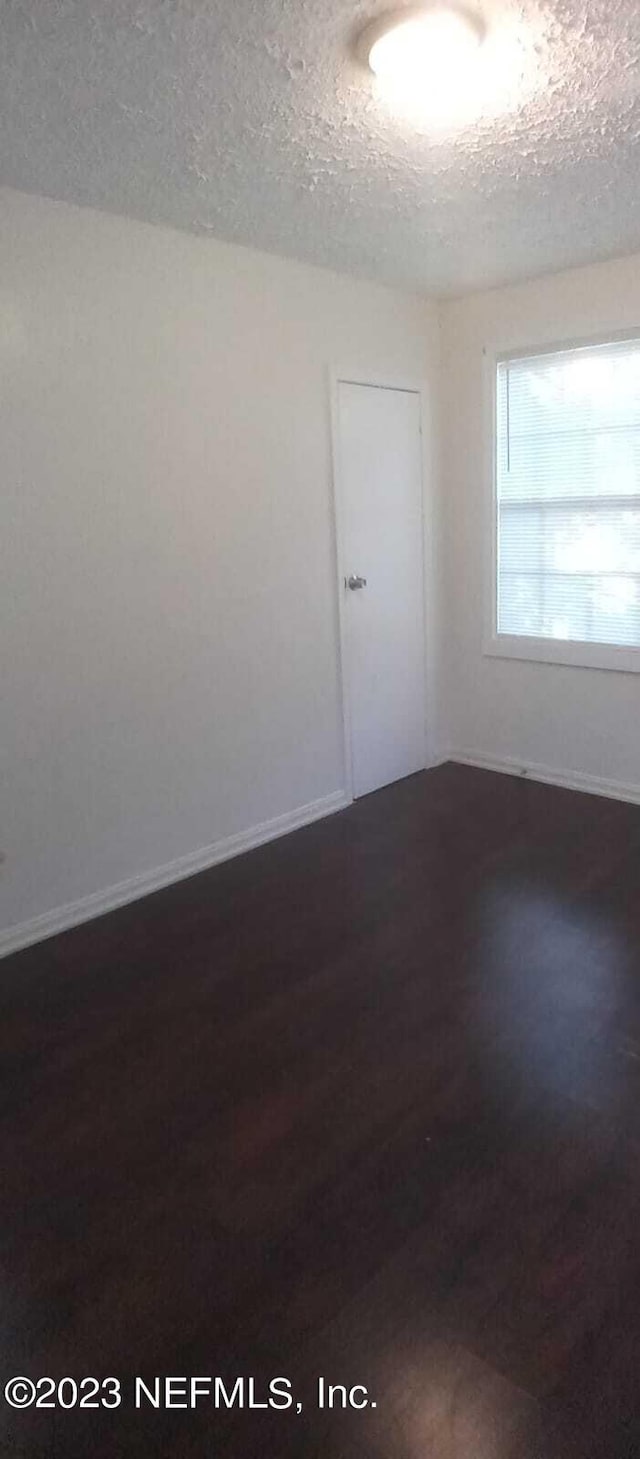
[328,367,433,803]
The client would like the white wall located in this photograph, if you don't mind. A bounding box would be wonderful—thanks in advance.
[1,187,440,947]
[440,252,640,795]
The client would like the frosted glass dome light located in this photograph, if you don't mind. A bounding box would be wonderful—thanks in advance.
[358,4,486,122]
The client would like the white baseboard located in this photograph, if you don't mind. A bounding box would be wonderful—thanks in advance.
[9,749,636,962]
[425,751,450,770]
[0,788,351,961]
[447,748,640,808]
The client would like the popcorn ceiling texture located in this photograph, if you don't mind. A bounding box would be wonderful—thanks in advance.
[1,0,640,294]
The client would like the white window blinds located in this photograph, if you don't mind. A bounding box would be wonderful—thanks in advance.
[496,339,640,649]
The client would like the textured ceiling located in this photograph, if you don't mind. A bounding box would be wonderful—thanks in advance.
[2,0,640,295]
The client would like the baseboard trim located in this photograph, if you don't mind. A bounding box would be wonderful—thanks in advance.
[0,789,351,961]
[11,749,636,961]
[447,749,640,808]
[425,752,450,770]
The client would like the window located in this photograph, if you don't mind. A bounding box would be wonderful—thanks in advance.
[490,336,640,672]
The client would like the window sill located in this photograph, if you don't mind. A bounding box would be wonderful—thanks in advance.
[484,634,640,675]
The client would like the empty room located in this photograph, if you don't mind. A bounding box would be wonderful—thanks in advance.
[3,1,640,1455]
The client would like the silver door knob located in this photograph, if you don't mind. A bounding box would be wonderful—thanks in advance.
[347,574,367,590]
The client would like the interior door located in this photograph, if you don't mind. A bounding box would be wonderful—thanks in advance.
[337,380,426,799]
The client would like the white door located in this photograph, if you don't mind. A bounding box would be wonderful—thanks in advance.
[336,380,426,799]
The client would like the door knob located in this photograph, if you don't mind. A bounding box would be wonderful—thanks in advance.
[347,574,367,590]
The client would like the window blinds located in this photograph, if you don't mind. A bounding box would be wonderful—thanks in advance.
[496,339,640,649]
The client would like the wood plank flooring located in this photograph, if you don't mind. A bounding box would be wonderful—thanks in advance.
[3,763,640,1457]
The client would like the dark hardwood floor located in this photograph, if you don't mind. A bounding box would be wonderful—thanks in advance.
[3,762,640,1457]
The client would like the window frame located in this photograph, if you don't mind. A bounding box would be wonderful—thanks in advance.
[483,330,640,676]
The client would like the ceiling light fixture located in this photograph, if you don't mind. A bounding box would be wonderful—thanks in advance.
[357,3,486,125]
